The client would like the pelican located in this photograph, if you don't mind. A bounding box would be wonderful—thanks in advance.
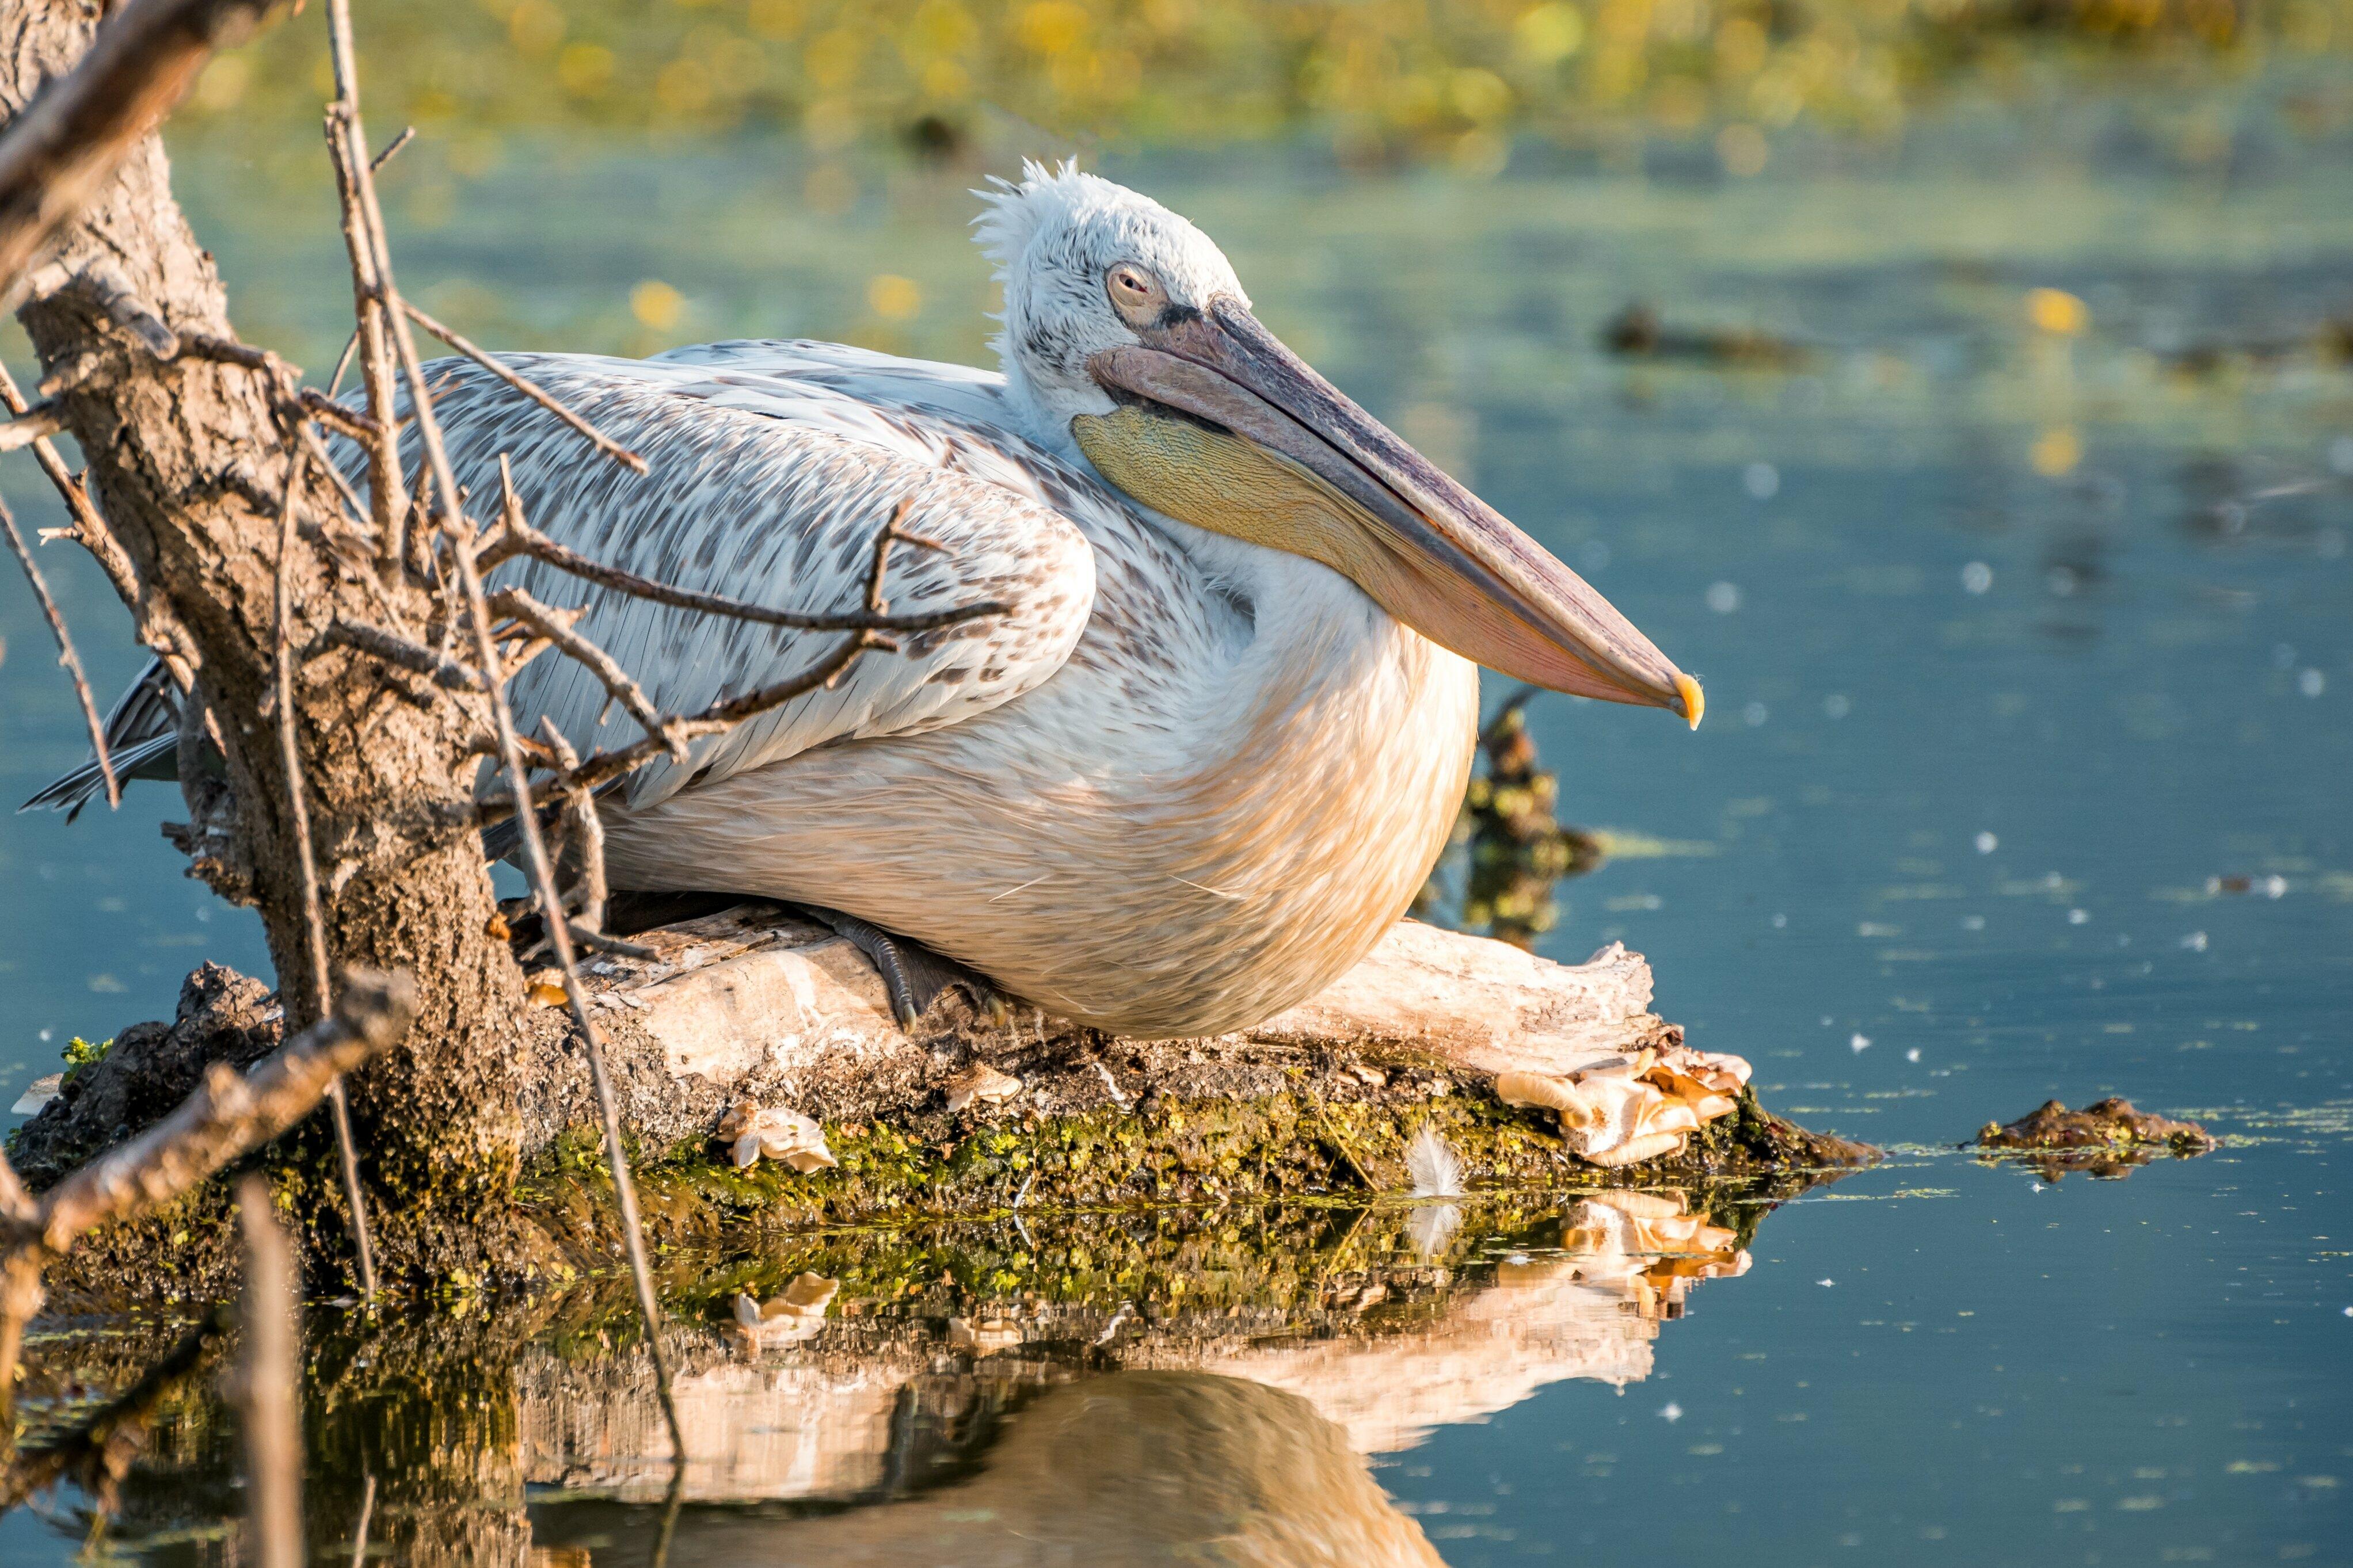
[35,162,1699,1037]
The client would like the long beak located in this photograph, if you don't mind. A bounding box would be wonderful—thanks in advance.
[1087,297,1699,724]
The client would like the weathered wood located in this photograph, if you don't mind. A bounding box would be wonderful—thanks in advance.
[581,909,1666,1095]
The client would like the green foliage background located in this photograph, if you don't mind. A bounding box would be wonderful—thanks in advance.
[185,0,2351,172]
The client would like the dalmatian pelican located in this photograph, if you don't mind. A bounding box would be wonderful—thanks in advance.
[35,162,1700,1037]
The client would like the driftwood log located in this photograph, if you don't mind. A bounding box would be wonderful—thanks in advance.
[14,908,1869,1295]
[574,906,1669,1098]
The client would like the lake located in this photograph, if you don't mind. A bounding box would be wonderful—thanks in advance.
[2,66,2349,1567]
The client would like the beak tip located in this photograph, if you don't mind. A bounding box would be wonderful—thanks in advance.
[1674,673,1704,731]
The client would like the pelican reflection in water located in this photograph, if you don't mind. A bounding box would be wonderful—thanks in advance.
[36,161,1698,1035]
[516,1191,1752,1565]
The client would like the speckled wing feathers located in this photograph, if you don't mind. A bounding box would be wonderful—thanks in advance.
[406,349,1103,809]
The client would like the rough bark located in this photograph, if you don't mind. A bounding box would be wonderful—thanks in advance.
[0,0,530,1280]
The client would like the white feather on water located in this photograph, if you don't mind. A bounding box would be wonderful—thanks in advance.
[1405,1124,1466,1259]
[1407,1123,1464,1199]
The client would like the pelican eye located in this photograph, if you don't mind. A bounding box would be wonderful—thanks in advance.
[1106,264,1164,325]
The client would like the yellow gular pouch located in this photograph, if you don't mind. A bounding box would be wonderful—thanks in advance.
[1072,405,1398,590]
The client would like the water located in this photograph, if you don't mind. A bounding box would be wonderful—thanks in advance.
[3,76,2351,1566]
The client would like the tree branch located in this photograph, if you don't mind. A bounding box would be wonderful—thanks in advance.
[481,497,1007,635]
[9,970,415,1261]
[0,0,291,300]
[0,492,116,807]
[404,300,648,475]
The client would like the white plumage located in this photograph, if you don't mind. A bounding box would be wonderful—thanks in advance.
[40,162,1696,1038]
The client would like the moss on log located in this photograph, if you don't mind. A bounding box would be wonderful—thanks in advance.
[14,907,1874,1303]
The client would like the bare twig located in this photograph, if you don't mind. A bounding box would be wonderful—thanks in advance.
[319,0,404,575]
[230,1177,302,1568]
[12,970,415,1261]
[0,493,117,808]
[405,302,648,475]
[0,1254,37,1429]
[321,617,485,690]
[0,973,410,1422]
[272,446,378,1299]
[296,386,380,444]
[445,506,686,1458]
[176,329,284,376]
[0,0,291,300]
[492,586,681,760]
[314,3,686,1463]
[475,625,878,823]
[0,403,62,451]
[483,501,1006,636]
[367,123,413,171]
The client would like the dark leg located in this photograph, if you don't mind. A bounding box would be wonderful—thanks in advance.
[797,905,1009,1030]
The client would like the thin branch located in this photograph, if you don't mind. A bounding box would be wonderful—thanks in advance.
[295,386,379,444]
[0,1254,36,1430]
[231,1177,302,1568]
[10,969,415,1261]
[321,617,485,690]
[489,585,682,761]
[324,327,361,399]
[443,504,686,1460]
[367,124,414,171]
[0,493,117,807]
[176,330,284,376]
[477,625,878,822]
[0,403,63,451]
[484,500,1006,635]
[404,301,648,475]
[318,39,403,572]
[0,973,410,1419]
[272,447,378,1299]
[317,6,686,1462]
[0,361,200,684]
[0,0,291,302]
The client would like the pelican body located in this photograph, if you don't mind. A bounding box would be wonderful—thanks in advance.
[38,163,1696,1037]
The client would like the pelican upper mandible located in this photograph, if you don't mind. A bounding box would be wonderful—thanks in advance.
[34,161,1699,1037]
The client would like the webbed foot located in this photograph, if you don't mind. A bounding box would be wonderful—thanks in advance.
[798,905,1011,1030]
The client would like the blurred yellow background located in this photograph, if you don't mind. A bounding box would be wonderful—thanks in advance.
[186,0,2351,176]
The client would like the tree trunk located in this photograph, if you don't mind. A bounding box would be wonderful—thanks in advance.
[0,1,529,1279]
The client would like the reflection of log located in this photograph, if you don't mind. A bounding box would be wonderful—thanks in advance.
[516,1191,1753,1505]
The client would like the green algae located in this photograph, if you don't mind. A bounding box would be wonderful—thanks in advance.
[517,1081,1874,1266]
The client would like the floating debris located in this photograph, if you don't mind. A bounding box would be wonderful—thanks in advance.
[732,1273,839,1349]
[1495,1045,1750,1168]
[944,1061,1022,1114]
[10,1071,62,1116]
[1974,1097,2215,1180]
[1601,302,1808,368]
[716,1100,838,1172]
[947,1314,1024,1354]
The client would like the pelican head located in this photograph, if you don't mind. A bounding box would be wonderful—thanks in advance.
[976,160,1700,724]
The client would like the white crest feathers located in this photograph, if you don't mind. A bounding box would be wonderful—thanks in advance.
[970,156,1087,283]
